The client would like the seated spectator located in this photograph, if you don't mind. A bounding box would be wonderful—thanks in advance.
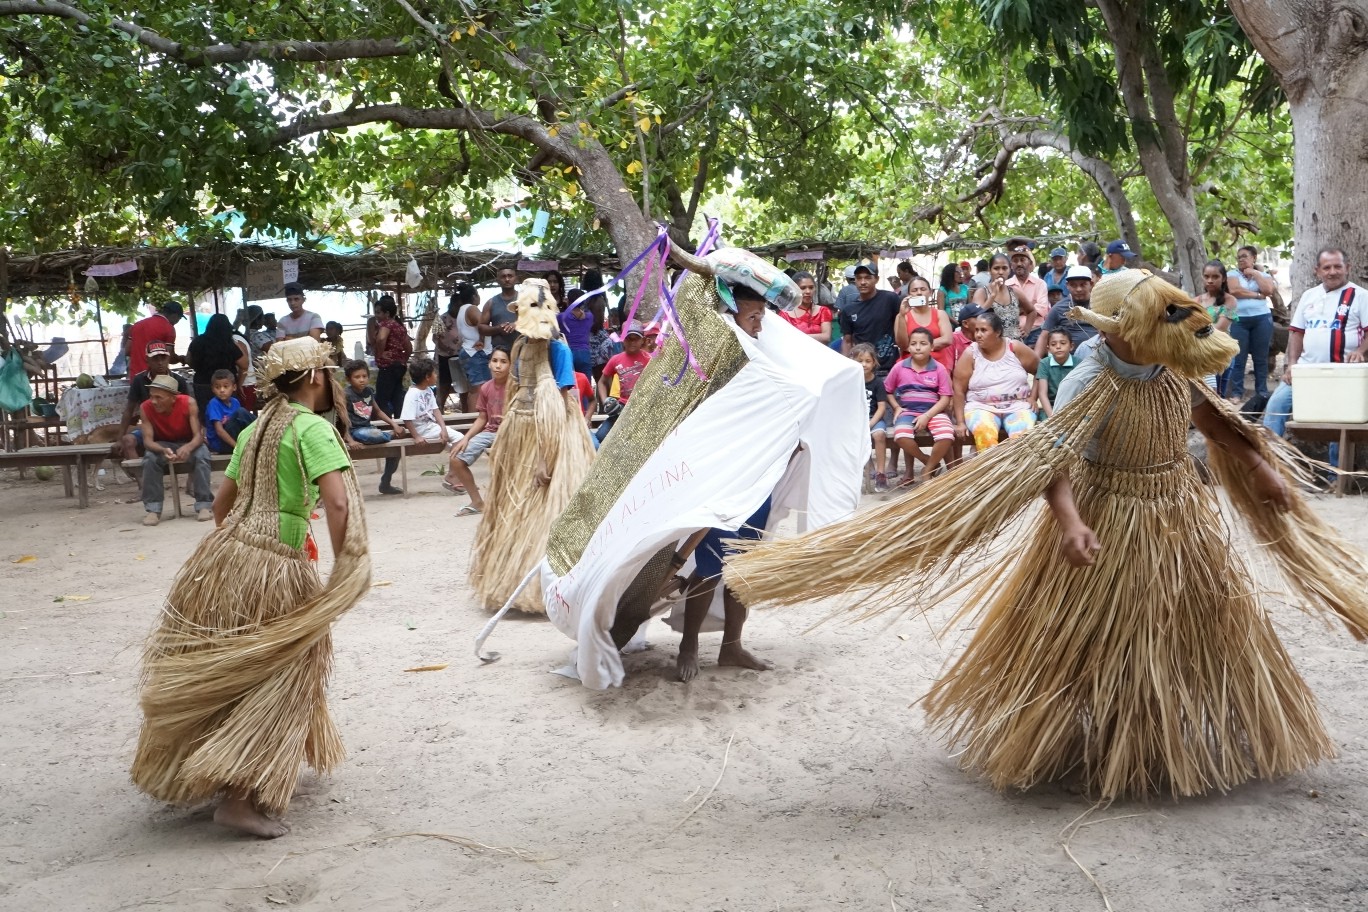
[204,369,255,454]
[448,348,510,516]
[936,263,970,325]
[895,275,954,371]
[119,341,190,479]
[779,271,833,343]
[947,304,982,370]
[341,360,405,496]
[851,342,891,492]
[886,327,955,486]
[1034,330,1077,420]
[400,357,451,445]
[596,322,652,443]
[953,311,1040,452]
[1033,265,1099,358]
[1263,247,1368,465]
[139,374,213,525]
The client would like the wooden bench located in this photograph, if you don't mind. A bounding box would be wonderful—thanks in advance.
[1286,421,1368,496]
[120,452,234,517]
[0,443,116,508]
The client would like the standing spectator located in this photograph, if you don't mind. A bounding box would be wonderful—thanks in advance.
[372,294,413,420]
[1225,244,1278,403]
[1264,248,1368,458]
[952,312,1040,452]
[895,275,954,372]
[230,321,256,411]
[1102,240,1138,275]
[558,288,596,376]
[958,260,974,287]
[545,271,568,310]
[187,313,247,419]
[971,258,992,291]
[138,374,213,525]
[895,260,916,299]
[481,266,521,354]
[971,253,1025,341]
[1034,265,1099,357]
[323,321,346,366]
[275,283,324,341]
[450,282,488,411]
[1077,241,1103,274]
[840,263,901,371]
[888,273,904,298]
[434,292,466,410]
[1004,240,1049,347]
[242,305,275,363]
[935,263,970,325]
[835,265,861,312]
[128,302,184,377]
[779,271,832,343]
[1195,259,1239,394]
[1042,247,1070,293]
[584,269,618,382]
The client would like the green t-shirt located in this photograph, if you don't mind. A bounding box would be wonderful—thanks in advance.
[226,403,352,549]
[1035,353,1077,405]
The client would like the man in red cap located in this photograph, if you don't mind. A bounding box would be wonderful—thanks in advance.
[127,301,184,377]
[118,341,190,477]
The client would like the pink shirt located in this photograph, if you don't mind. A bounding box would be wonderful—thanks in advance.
[965,343,1033,414]
[1006,273,1050,332]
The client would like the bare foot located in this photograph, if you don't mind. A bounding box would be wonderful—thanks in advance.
[214,797,290,838]
[676,648,701,682]
[718,643,773,671]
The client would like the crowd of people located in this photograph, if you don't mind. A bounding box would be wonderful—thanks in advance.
[111,236,1368,528]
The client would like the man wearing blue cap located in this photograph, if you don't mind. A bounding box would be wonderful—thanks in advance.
[1042,247,1070,294]
[1102,240,1137,274]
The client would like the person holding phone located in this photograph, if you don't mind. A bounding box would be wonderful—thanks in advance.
[895,275,955,372]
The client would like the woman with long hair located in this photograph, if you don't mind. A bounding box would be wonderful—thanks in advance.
[187,313,248,417]
[896,275,954,372]
[1195,259,1239,395]
[971,253,1026,341]
[936,262,970,325]
[778,271,832,343]
[372,295,413,419]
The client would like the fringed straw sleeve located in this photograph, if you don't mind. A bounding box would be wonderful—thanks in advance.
[131,395,371,815]
[471,339,594,613]
[1192,384,1368,641]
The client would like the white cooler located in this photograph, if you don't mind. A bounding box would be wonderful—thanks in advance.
[1290,362,1368,423]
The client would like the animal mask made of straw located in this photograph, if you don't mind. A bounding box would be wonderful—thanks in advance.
[1072,270,1239,378]
[512,279,559,341]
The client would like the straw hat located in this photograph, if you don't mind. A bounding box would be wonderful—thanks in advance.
[257,338,334,397]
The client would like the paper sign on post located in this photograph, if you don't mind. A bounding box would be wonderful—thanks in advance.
[243,259,300,302]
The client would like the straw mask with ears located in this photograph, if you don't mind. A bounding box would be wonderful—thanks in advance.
[512,279,560,341]
[1071,270,1239,378]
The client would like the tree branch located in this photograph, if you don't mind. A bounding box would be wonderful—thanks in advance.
[274,104,565,155]
[0,0,418,64]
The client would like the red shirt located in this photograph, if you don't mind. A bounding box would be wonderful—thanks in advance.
[141,394,195,443]
[375,317,412,367]
[574,372,594,414]
[603,350,651,401]
[128,314,176,377]
[476,378,506,433]
[781,304,832,336]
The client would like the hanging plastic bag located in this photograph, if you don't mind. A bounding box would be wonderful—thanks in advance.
[0,349,35,413]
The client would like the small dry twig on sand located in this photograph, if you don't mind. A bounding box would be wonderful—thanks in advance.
[1058,805,1152,912]
[265,831,549,879]
[669,730,737,834]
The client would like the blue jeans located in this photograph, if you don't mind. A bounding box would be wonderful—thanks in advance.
[143,442,213,514]
[1263,381,1338,465]
[350,426,392,445]
[1227,313,1273,399]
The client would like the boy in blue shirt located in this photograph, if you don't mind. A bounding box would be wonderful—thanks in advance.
[204,369,255,454]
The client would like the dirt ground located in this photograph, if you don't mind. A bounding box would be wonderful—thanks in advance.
[2,455,1366,912]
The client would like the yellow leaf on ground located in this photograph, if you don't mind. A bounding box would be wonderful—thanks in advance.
[135,554,146,561]
[62,595,92,602]
[372,580,393,588]
[12,555,37,564]
[404,664,449,673]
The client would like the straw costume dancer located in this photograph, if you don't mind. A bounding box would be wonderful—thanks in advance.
[471,280,595,613]
[131,338,370,837]
[729,270,1368,799]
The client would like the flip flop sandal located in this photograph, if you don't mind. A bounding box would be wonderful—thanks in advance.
[442,480,467,494]
[456,504,482,517]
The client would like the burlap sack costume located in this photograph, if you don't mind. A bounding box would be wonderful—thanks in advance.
[729,270,1368,799]
[131,339,371,814]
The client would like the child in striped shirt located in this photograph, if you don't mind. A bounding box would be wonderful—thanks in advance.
[885,327,955,486]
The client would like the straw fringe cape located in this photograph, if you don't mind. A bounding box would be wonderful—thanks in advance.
[130,392,371,815]
[471,337,595,613]
[727,361,1368,799]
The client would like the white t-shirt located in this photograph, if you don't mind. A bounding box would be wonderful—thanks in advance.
[233,333,255,385]
[1290,281,1367,363]
[400,385,444,441]
[457,303,484,356]
[276,309,324,339]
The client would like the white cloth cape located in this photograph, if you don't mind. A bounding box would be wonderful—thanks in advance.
[540,311,869,689]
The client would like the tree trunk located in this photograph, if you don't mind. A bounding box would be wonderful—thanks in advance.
[1093,0,1208,291]
[1230,0,1368,294]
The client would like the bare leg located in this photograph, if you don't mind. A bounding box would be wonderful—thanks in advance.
[676,573,717,682]
[717,586,773,671]
[871,432,887,475]
[448,455,483,510]
[896,438,926,482]
[213,788,289,839]
[925,437,953,477]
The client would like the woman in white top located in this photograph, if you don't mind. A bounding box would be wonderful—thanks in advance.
[451,282,487,411]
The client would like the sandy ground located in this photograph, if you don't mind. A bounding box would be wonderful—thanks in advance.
[2,454,1366,912]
